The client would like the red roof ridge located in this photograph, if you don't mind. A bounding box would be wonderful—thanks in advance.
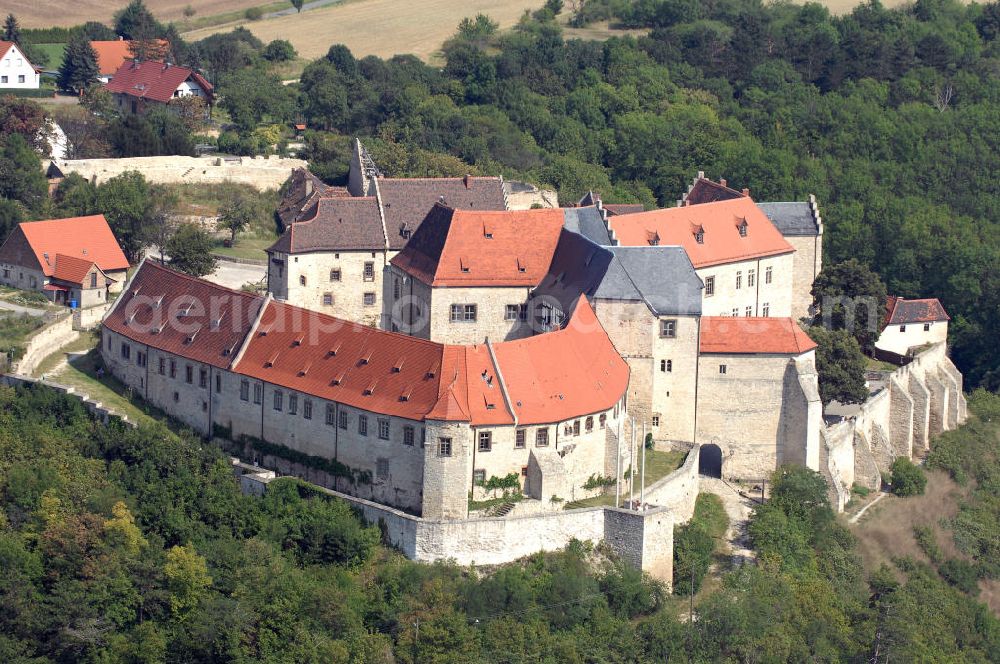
[699,316,816,355]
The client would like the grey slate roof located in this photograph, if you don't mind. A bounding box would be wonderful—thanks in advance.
[757,202,820,237]
[600,246,703,316]
[532,229,703,319]
[563,206,613,245]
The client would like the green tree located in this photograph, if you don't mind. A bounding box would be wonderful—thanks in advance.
[215,192,259,244]
[95,170,156,264]
[0,134,47,212]
[0,96,50,153]
[811,259,888,354]
[263,39,296,62]
[888,457,926,496]
[165,223,217,277]
[114,0,162,40]
[59,32,101,95]
[163,543,211,619]
[218,68,295,133]
[808,325,870,405]
[3,14,20,43]
[0,197,25,242]
[291,0,305,13]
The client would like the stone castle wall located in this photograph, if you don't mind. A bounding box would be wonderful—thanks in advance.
[51,155,306,190]
[822,342,967,511]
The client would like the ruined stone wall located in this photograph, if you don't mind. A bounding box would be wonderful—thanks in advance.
[53,155,306,190]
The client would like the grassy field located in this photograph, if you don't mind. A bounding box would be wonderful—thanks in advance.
[32,43,67,69]
[212,235,274,261]
[10,0,282,28]
[183,0,546,61]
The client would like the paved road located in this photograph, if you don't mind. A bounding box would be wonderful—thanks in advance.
[206,259,267,291]
[0,299,50,317]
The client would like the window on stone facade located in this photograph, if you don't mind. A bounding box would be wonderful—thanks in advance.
[299,275,306,286]
[90,272,97,288]
[515,428,525,448]
[215,374,221,393]
[421,428,426,448]
[478,431,492,452]
[322,293,333,306]
[660,319,676,338]
[745,306,752,317]
[704,276,715,296]
[748,269,755,287]
[719,364,727,375]
[173,391,179,402]
[378,418,390,440]
[403,425,414,446]
[326,404,336,425]
[364,262,375,281]
[240,379,249,401]
[253,383,263,404]
[923,323,930,332]
[585,416,593,432]
[535,428,549,447]
[505,304,527,321]
[304,399,312,419]
[450,304,477,322]
[762,302,770,317]
[393,279,401,300]
[573,420,581,436]
[377,458,390,480]
[652,415,660,426]
[330,269,341,281]
[363,292,376,306]
[136,351,146,367]
[599,414,607,429]
[338,409,348,429]
[899,325,906,332]
[158,358,165,375]
[765,266,772,284]
[288,394,297,415]
[199,368,207,388]
[185,365,193,384]
[661,359,672,372]
[438,438,452,457]
[106,335,111,350]
[473,469,486,486]
[121,342,130,360]
[358,414,368,436]
[169,360,176,378]
[736,271,742,289]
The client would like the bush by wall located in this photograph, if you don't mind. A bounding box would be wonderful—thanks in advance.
[889,458,927,497]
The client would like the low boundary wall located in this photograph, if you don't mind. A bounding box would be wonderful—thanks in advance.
[642,444,700,521]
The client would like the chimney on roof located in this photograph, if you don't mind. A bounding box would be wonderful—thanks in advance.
[305,179,313,197]
[742,188,750,196]
[463,174,471,189]
[719,178,727,187]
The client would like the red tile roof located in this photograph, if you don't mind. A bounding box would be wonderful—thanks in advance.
[608,198,793,268]
[391,204,566,287]
[884,296,950,326]
[235,300,455,421]
[699,317,817,355]
[7,215,129,277]
[109,263,630,426]
[681,175,748,206]
[103,261,264,369]
[105,60,213,104]
[51,254,98,285]
[491,296,629,425]
[0,41,40,72]
[91,40,168,76]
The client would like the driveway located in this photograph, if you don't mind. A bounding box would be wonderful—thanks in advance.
[206,259,267,291]
[0,299,50,317]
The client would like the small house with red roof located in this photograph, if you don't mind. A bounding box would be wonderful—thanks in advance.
[695,317,822,479]
[90,40,169,83]
[105,60,213,117]
[875,296,950,357]
[0,215,129,307]
[0,41,40,89]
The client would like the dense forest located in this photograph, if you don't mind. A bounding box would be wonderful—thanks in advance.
[0,383,998,662]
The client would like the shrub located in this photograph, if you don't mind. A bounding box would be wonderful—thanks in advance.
[244,6,264,20]
[851,484,871,498]
[913,525,942,564]
[889,458,927,497]
[938,559,980,595]
[263,39,297,62]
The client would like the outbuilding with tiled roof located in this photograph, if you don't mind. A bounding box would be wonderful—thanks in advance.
[875,296,950,357]
[0,214,129,307]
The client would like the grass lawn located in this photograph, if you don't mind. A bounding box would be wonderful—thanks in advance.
[48,347,158,427]
[34,43,67,68]
[212,236,275,261]
[565,448,688,510]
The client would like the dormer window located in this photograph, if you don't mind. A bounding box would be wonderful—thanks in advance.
[738,219,748,237]
[695,231,704,244]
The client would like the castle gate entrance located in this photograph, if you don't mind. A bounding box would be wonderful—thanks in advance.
[699,444,722,478]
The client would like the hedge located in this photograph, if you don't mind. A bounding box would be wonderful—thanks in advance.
[0,89,56,99]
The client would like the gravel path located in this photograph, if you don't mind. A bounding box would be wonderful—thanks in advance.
[698,476,757,567]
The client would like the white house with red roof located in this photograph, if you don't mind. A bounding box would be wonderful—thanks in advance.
[0,215,129,307]
[0,41,40,89]
[875,296,950,357]
[105,60,213,117]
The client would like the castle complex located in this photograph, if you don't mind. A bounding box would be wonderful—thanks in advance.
[99,147,967,573]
